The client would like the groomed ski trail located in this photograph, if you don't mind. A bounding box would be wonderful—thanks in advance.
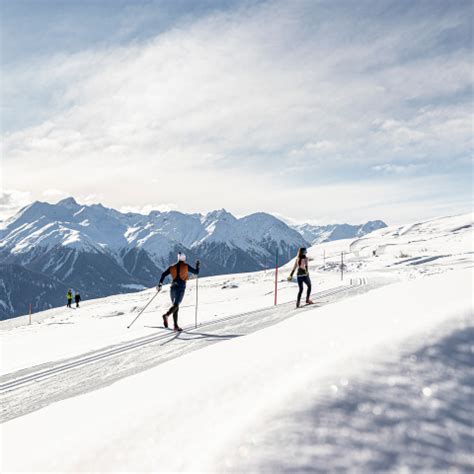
[1,277,384,422]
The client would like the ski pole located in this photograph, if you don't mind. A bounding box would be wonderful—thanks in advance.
[195,274,199,329]
[127,289,161,329]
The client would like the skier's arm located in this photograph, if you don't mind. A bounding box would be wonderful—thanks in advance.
[289,259,298,278]
[188,260,201,275]
[159,267,171,285]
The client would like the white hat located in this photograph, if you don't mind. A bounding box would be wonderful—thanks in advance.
[177,252,186,262]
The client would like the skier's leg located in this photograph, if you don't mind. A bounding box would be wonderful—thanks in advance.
[297,277,304,307]
[164,285,179,317]
[172,306,178,326]
[176,286,185,305]
[305,276,312,303]
[173,306,182,331]
[172,286,185,330]
[170,285,178,305]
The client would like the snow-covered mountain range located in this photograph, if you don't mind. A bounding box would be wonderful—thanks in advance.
[0,197,385,318]
[293,220,387,245]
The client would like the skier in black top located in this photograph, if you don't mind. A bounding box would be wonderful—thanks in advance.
[158,252,200,331]
[75,291,81,308]
[288,247,313,307]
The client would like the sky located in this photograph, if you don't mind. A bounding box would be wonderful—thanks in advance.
[0,0,472,225]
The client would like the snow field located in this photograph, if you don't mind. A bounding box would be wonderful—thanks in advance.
[0,268,346,375]
[1,212,472,376]
[1,268,472,472]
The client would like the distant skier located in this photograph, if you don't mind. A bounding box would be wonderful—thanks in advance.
[157,252,200,332]
[288,247,313,307]
[66,289,73,308]
[75,291,81,308]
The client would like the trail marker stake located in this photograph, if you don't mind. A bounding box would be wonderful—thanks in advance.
[274,251,279,305]
[195,275,199,329]
[341,251,344,281]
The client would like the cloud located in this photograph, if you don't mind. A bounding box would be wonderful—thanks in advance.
[372,163,423,174]
[42,188,67,198]
[2,0,472,224]
[0,190,32,221]
[120,203,179,215]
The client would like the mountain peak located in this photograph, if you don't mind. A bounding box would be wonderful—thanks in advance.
[204,209,235,221]
[57,197,80,208]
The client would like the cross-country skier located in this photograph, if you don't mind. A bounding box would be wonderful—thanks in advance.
[75,291,81,308]
[66,289,73,308]
[157,252,200,332]
[288,247,313,307]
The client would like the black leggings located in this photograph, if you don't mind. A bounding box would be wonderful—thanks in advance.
[165,306,179,326]
[297,275,312,304]
[165,284,186,327]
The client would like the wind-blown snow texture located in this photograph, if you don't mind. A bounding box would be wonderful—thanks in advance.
[0,198,384,318]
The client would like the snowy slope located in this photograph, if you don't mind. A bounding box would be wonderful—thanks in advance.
[2,268,472,472]
[294,220,387,244]
[1,269,344,375]
[349,213,473,259]
[290,213,474,281]
[1,212,472,373]
[1,212,473,471]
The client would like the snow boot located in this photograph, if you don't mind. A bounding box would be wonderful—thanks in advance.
[306,298,314,305]
[174,325,183,332]
[162,314,169,328]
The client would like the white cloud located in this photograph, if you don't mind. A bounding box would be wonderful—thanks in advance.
[120,203,178,215]
[2,0,472,224]
[372,163,423,174]
[42,188,67,198]
[0,190,32,221]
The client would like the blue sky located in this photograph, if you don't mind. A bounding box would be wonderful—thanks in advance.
[1,0,472,224]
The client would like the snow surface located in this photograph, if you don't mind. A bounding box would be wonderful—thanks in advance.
[0,269,345,375]
[1,268,472,472]
[0,212,473,472]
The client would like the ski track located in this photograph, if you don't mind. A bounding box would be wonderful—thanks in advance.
[0,278,386,422]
